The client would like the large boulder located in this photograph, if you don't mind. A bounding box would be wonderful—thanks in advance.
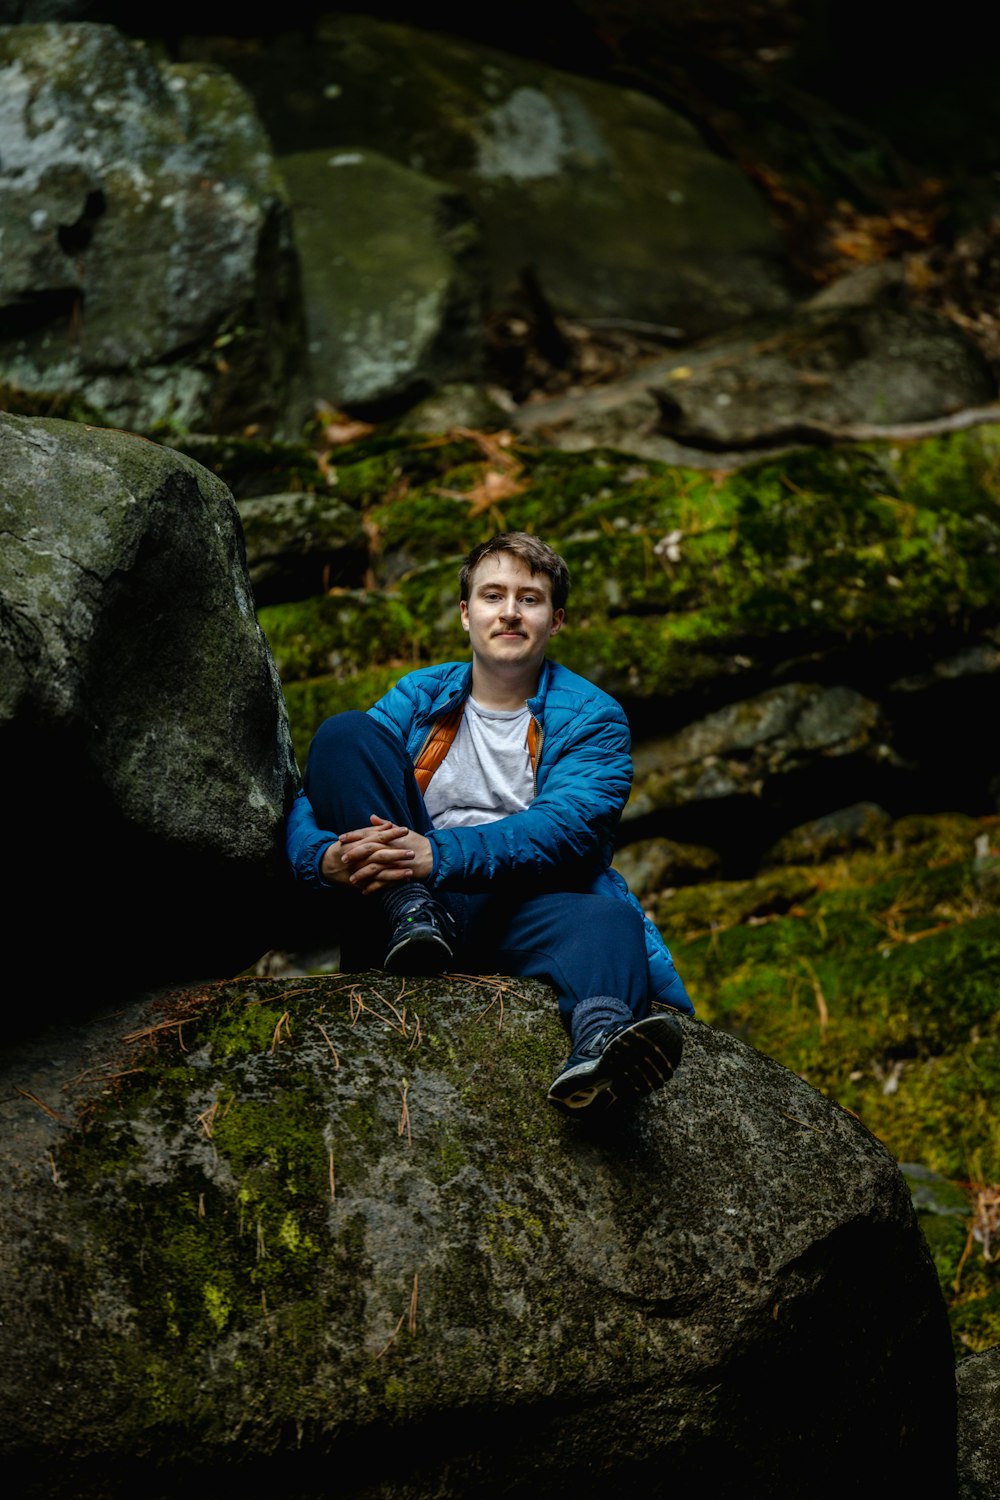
[624,682,899,855]
[0,411,298,999]
[180,13,794,339]
[0,973,956,1496]
[0,23,301,435]
[958,1346,1000,1498]
[280,148,487,423]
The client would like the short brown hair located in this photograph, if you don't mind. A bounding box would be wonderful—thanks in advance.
[459,532,570,611]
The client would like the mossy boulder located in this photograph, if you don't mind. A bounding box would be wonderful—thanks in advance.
[258,592,422,684]
[654,812,1000,1357]
[761,802,893,867]
[247,423,1000,788]
[0,410,297,996]
[958,1346,1000,1499]
[181,13,793,336]
[0,974,955,1497]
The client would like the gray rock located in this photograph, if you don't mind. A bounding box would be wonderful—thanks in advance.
[892,631,1000,692]
[0,23,300,435]
[184,15,793,339]
[626,683,896,820]
[0,410,298,996]
[280,148,486,422]
[803,259,907,311]
[0,974,956,1496]
[236,488,368,606]
[762,802,892,867]
[646,304,997,450]
[514,302,997,462]
[901,1163,972,1220]
[958,1346,1000,1498]
[394,381,515,433]
[613,836,722,899]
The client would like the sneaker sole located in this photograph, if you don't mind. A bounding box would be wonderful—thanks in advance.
[547,1015,682,1116]
[383,929,454,976]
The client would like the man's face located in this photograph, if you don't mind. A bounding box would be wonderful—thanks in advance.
[460,554,564,676]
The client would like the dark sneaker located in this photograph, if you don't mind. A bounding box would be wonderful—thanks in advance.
[547,1012,683,1116]
[383,891,455,975]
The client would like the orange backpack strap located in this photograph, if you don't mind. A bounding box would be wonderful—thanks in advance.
[414,706,465,794]
[527,716,539,772]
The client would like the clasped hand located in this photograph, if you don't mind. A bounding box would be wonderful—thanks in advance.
[320,814,433,894]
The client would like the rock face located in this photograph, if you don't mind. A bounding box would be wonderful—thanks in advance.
[236,488,369,607]
[513,303,998,464]
[243,423,1000,878]
[626,683,896,821]
[0,23,301,435]
[0,411,298,996]
[0,973,957,1497]
[958,1347,1000,1498]
[181,13,794,339]
[280,148,487,424]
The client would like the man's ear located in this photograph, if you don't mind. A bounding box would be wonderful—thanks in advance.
[460,599,470,634]
[550,608,565,637]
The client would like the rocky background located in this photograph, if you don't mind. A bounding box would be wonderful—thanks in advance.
[2,3,1000,1493]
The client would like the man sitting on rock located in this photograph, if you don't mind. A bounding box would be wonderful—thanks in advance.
[285,531,692,1116]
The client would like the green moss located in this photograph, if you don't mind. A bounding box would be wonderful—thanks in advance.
[0,380,109,426]
[155,431,329,498]
[258,592,422,683]
[485,1201,547,1263]
[660,816,1000,1358]
[281,665,411,768]
[243,424,1000,738]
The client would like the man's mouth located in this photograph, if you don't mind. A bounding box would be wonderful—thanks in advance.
[494,629,526,637]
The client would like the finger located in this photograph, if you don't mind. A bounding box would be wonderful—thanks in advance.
[343,843,414,869]
[340,822,408,846]
[358,868,416,894]
[348,852,415,884]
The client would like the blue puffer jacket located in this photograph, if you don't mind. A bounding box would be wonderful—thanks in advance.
[285,658,694,1015]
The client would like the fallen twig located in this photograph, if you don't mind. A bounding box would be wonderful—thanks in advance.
[781,1110,826,1134]
[317,1024,340,1067]
[373,1309,407,1361]
[14,1087,71,1124]
[398,1079,412,1146]
[196,1101,219,1139]
[799,958,829,1038]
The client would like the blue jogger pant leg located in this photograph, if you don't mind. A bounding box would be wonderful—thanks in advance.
[302,710,651,1026]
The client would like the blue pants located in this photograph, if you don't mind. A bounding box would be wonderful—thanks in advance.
[303,712,650,1027]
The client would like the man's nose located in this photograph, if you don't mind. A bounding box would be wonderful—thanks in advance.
[499,596,521,617]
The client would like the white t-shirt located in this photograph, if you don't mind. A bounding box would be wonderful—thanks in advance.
[423,697,534,829]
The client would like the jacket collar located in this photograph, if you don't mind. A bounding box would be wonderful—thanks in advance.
[526,657,552,719]
[431,657,553,720]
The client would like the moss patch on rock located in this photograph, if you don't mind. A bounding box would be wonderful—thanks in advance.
[244,425,1000,748]
[658,811,1000,1356]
